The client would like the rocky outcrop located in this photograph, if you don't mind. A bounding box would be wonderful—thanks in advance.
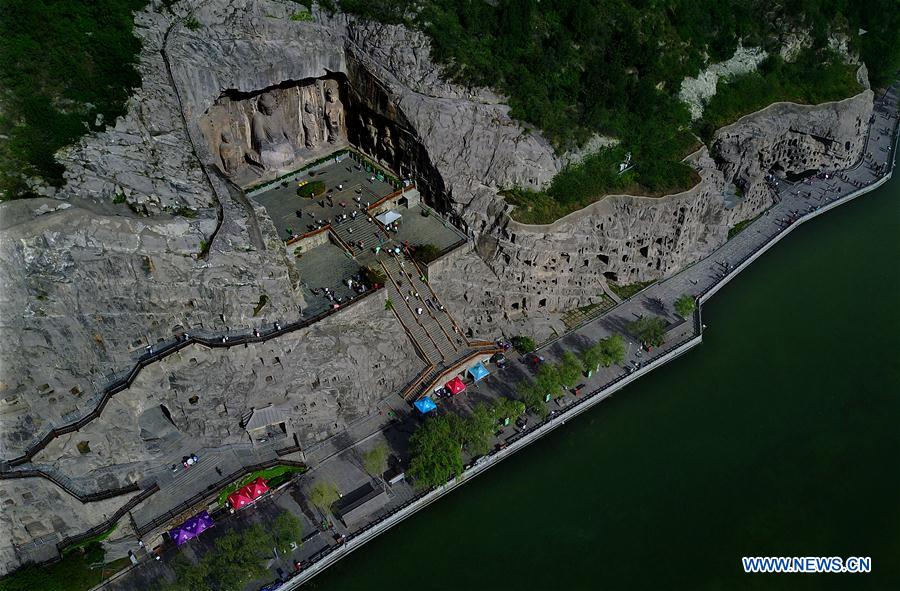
[0,197,299,458]
[30,293,422,472]
[679,45,769,120]
[198,77,349,185]
[0,478,132,574]
[429,150,728,339]
[714,88,873,224]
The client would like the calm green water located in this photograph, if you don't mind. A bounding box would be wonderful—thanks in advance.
[311,174,900,591]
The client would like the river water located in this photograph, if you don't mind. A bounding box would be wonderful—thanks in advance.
[310,173,900,590]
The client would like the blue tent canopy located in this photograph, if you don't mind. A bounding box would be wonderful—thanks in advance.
[414,397,437,414]
[468,362,490,382]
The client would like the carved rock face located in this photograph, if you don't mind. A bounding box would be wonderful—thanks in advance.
[251,92,294,169]
[198,76,349,185]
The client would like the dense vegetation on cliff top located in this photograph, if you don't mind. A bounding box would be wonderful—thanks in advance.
[341,0,896,223]
[0,0,897,208]
[0,0,146,200]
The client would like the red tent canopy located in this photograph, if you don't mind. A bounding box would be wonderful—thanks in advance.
[240,477,270,500]
[445,376,466,396]
[227,490,254,510]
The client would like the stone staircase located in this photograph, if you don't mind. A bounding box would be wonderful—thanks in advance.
[408,258,468,347]
[331,214,386,255]
[380,255,506,401]
[381,256,447,365]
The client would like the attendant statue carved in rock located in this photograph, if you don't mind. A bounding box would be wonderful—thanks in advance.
[217,129,244,174]
[302,99,321,150]
[250,92,294,169]
[324,81,344,144]
[366,116,379,154]
[381,125,395,166]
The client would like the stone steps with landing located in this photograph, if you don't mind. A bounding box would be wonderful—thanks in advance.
[332,215,385,255]
[406,259,467,351]
[381,257,447,365]
[385,258,458,360]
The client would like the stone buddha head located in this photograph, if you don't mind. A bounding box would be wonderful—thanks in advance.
[257,93,277,116]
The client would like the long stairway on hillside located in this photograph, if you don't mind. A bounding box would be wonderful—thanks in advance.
[381,256,451,365]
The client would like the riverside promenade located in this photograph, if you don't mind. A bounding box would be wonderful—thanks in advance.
[92,85,898,591]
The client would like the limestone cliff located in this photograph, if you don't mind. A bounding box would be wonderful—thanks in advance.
[0,0,877,571]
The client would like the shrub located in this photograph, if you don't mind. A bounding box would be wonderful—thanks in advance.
[511,335,535,355]
[412,243,441,264]
[297,181,326,198]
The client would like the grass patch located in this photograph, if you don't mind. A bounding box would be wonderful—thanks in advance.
[216,465,306,507]
[560,296,616,330]
[608,280,655,301]
[169,205,197,218]
[290,11,313,21]
[297,180,326,198]
[505,141,700,225]
[727,212,765,239]
[62,525,117,556]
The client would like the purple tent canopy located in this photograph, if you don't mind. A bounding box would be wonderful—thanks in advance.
[169,510,214,546]
[168,525,195,546]
[188,511,214,535]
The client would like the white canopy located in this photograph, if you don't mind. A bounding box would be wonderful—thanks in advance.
[376,210,402,225]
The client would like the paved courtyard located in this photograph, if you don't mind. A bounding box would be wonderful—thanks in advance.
[392,205,465,252]
[250,154,398,240]
[294,242,363,317]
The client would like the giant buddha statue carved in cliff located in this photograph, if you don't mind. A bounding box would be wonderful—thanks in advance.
[324,81,345,144]
[250,92,294,169]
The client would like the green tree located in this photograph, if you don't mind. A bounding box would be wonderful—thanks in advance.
[363,265,386,286]
[272,512,303,552]
[492,396,525,425]
[362,442,389,476]
[675,294,696,317]
[628,316,667,348]
[206,526,271,590]
[308,480,340,514]
[535,363,563,399]
[460,404,496,456]
[384,297,394,310]
[557,351,583,388]
[407,414,464,489]
[164,555,212,591]
[511,335,536,354]
[599,334,626,366]
[581,343,602,374]
[517,380,548,418]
